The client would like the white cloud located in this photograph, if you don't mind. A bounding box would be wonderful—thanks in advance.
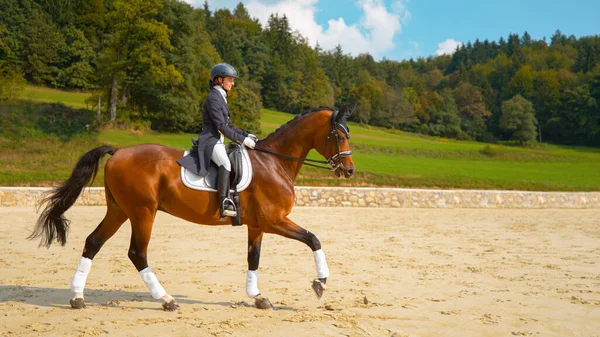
[181,0,410,59]
[391,0,411,24]
[243,0,409,59]
[436,39,462,56]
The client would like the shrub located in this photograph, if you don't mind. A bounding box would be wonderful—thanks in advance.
[36,103,96,140]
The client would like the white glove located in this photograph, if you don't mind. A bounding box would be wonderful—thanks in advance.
[243,137,256,149]
[248,133,258,142]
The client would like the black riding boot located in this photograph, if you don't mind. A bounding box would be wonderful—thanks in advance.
[217,166,237,219]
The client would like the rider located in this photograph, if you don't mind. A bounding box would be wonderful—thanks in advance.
[178,63,257,221]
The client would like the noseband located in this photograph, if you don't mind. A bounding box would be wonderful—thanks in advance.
[326,110,353,171]
[253,110,352,171]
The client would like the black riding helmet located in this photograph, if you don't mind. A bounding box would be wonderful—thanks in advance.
[210,63,238,81]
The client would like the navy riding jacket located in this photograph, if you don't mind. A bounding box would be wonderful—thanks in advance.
[177,87,248,176]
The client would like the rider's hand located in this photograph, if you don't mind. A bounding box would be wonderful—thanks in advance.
[248,133,259,142]
[243,137,256,149]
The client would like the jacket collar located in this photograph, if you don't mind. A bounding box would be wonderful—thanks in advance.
[214,86,227,104]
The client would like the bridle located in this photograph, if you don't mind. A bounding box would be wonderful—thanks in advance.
[253,110,353,171]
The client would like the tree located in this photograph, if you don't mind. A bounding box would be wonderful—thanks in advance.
[453,82,491,139]
[133,0,220,132]
[547,84,598,145]
[426,89,462,138]
[228,86,262,136]
[294,43,334,113]
[56,25,96,89]
[261,14,300,112]
[532,70,560,141]
[98,0,181,120]
[424,69,443,90]
[0,68,26,101]
[500,94,537,144]
[74,0,107,47]
[34,0,77,27]
[376,85,412,127]
[574,36,600,73]
[320,44,358,107]
[507,65,535,100]
[0,24,10,66]
[404,86,424,124]
[453,82,491,119]
[22,10,65,85]
[550,30,567,46]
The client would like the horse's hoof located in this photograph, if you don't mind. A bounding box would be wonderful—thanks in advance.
[162,299,180,311]
[254,295,274,309]
[312,279,327,299]
[70,298,86,309]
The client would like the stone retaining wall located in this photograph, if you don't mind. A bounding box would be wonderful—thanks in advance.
[1,187,599,208]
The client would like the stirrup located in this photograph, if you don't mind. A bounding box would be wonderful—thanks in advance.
[220,198,237,217]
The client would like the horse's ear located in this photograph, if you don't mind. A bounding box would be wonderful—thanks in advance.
[336,106,346,122]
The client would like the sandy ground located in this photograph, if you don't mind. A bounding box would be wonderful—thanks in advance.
[0,206,599,337]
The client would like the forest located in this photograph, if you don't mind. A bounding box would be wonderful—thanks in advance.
[1,0,599,146]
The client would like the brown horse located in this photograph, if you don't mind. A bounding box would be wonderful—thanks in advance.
[29,106,355,311]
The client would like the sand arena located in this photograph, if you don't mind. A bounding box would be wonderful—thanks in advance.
[0,206,599,336]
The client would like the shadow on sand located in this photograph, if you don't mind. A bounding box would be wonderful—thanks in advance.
[0,285,298,311]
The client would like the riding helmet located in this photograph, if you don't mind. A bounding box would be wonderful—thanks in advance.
[210,63,238,81]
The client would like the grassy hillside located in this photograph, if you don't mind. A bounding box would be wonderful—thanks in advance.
[21,86,90,109]
[1,86,599,191]
[260,109,600,190]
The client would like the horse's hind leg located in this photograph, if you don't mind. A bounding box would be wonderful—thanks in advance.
[127,206,180,311]
[246,227,273,309]
[70,201,128,308]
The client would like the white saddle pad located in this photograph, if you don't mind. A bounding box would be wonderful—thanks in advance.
[180,147,253,192]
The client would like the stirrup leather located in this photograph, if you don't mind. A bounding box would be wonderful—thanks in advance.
[221,198,237,217]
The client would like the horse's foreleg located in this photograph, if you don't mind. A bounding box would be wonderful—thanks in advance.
[128,207,179,311]
[266,217,330,299]
[246,227,273,309]
[70,202,128,309]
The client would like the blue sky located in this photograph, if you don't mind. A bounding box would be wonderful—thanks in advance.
[187,0,600,61]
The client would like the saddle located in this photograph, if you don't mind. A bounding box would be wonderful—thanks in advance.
[180,141,253,226]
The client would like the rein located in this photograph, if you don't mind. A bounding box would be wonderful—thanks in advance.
[252,147,335,170]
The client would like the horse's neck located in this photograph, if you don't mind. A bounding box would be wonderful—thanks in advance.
[262,133,312,180]
[260,112,328,179]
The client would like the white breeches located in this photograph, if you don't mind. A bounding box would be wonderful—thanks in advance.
[211,136,231,171]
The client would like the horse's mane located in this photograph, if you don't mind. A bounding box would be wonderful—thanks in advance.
[261,106,335,142]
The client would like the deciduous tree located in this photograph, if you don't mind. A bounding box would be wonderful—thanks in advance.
[500,94,537,143]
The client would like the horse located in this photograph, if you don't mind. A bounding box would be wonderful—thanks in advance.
[29,106,355,311]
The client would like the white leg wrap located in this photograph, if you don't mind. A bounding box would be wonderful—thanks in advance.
[313,250,330,279]
[139,267,167,300]
[246,270,260,298]
[71,257,92,297]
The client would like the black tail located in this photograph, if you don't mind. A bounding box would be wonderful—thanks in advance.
[29,146,115,248]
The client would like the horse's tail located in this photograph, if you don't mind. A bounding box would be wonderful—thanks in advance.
[29,145,116,248]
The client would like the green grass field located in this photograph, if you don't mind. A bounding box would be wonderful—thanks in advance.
[1,86,599,191]
[21,86,90,109]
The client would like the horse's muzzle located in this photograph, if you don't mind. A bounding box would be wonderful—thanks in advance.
[335,162,354,178]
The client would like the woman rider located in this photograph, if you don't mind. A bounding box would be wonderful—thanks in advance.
[177,63,257,221]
